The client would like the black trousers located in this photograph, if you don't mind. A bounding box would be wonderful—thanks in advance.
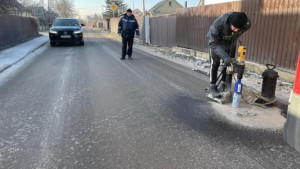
[122,37,134,58]
[209,47,236,84]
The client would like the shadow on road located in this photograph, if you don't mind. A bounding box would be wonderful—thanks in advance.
[163,94,297,153]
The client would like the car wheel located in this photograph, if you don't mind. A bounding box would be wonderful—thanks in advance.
[79,41,84,46]
[50,42,56,47]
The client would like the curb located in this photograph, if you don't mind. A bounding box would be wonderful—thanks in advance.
[0,65,12,73]
[0,39,48,74]
[27,40,48,55]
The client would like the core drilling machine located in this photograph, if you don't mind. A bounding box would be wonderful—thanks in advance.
[205,46,247,104]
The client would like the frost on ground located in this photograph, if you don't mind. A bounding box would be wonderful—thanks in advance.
[134,43,293,103]
[0,41,48,89]
[0,36,48,72]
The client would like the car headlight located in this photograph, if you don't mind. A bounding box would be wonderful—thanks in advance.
[49,30,58,34]
[74,30,82,34]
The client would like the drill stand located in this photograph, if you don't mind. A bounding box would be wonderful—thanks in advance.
[205,60,245,104]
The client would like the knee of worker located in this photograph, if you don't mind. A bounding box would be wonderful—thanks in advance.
[211,60,220,68]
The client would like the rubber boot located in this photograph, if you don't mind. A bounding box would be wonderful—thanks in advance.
[208,84,222,98]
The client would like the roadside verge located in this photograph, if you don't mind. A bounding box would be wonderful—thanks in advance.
[0,36,48,73]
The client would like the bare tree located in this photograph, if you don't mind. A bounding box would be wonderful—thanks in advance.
[19,0,42,17]
[21,0,38,7]
[46,10,58,24]
[54,0,75,18]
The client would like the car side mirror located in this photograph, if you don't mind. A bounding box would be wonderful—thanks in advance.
[81,24,85,27]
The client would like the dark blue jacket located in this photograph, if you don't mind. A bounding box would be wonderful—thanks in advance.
[118,14,139,39]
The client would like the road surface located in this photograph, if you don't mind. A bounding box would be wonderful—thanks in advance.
[0,29,299,169]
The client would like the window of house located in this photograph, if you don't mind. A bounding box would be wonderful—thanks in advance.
[169,2,172,6]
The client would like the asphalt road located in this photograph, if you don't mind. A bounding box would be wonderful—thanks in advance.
[0,29,299,169]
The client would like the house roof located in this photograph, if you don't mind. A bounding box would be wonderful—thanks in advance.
[148,0,183,12]
[148,1,165,12]
[198,0,206,6]
[133,9,142,13]
[133,9,143,15]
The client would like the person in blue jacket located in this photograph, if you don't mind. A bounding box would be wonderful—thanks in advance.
[118,9,140,60]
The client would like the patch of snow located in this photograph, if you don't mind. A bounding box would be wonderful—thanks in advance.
[0,36,48,73]
[278,81,293,87]
[195,57,208,62]
[0,44,48,88]
[175,52,191,57]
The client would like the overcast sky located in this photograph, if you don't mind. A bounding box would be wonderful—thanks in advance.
[74,0,200,16]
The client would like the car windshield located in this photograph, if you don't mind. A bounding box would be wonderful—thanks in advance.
[53,19,79,26]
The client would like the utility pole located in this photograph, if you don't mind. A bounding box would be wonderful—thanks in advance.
[143,0,145,16]
[142,0,145,44]
[133,0,135,10]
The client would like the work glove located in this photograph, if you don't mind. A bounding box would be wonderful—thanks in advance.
[222,55,232,66]
[136,30,140,36]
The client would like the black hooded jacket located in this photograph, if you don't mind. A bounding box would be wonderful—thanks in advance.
[207,12,251,58]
